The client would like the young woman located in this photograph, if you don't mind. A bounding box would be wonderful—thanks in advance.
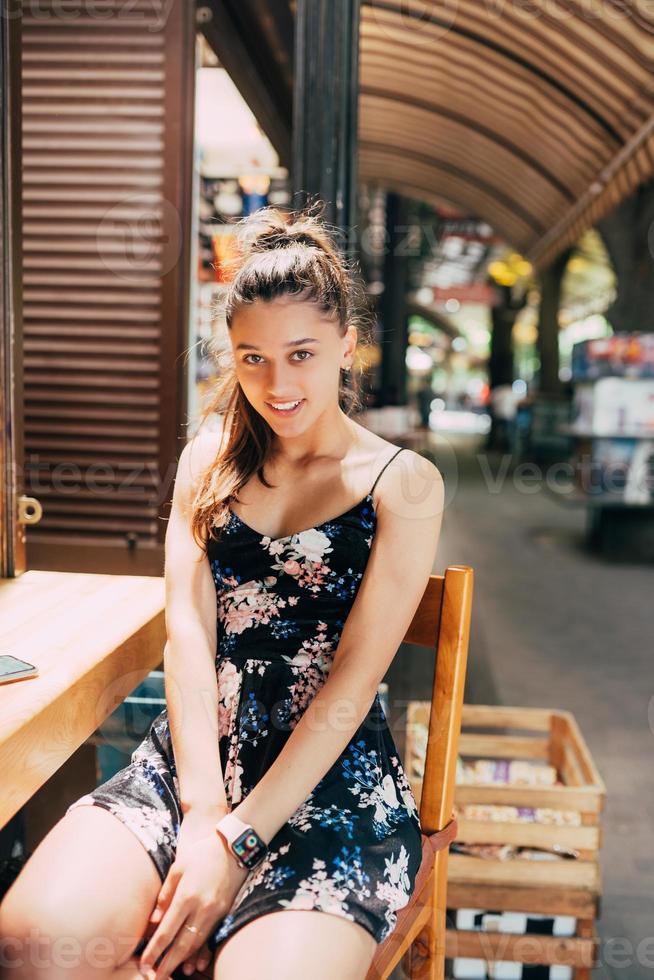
[0,206,444,980]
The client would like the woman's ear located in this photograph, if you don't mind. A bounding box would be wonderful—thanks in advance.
[344,324,358,361]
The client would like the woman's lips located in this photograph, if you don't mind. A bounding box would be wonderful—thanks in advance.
[265,399,305,416]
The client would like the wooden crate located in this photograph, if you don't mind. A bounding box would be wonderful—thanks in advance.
[405,703,606,979]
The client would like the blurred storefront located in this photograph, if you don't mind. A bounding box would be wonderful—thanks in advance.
[189,40,292,434]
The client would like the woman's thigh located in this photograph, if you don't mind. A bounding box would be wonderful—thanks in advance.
[213,909,377,980]
[0,804,162,978]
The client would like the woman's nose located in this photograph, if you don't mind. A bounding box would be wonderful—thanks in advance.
[265,362,294,394]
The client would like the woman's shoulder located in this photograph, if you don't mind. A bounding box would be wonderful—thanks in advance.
[351,423,443,505]
[352,424,432,470]
[351,420,401,460]
[178,419,228,492]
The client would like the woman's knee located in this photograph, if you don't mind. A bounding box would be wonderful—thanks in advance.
[212,909,377,980]
[0,896,126,979]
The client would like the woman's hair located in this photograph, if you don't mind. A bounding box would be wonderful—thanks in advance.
[189,201,373,551]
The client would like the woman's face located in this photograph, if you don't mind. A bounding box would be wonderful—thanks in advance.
[230,296,356,430]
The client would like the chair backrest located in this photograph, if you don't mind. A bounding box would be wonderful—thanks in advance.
[403,565,474,834]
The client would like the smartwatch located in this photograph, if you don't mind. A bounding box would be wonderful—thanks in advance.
[215,812,268,871]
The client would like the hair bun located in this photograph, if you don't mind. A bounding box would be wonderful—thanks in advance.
[238,206,331,257]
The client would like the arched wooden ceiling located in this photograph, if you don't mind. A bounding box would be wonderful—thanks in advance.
[358,1,654,270]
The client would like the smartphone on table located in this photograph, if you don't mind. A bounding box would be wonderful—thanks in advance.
[0,654,39,685]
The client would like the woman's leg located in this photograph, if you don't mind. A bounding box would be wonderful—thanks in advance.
[0,805,163,979]
[213,909,377,980]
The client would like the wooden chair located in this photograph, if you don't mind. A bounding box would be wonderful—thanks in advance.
[195,564,473,980]
[366,564,474,980]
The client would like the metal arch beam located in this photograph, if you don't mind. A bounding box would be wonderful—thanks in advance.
[527,113,654,269]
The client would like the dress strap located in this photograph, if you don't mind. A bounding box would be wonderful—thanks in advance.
[370,447,405,495]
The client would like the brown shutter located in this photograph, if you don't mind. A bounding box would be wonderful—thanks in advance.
[21,0,195,573]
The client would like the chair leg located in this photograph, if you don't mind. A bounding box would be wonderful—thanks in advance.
[404,853,448,980]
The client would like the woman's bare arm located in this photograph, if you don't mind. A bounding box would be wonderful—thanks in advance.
[232,451,444,844]
[164,430,228,818]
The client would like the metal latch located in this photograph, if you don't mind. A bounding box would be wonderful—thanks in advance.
[18,495,43,525]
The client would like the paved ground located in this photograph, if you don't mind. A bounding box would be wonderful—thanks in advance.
[384,432,653,979]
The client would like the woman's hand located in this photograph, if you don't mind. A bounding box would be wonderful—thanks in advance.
[138,810,249,980]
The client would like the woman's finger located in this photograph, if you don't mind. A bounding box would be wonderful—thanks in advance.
[182,940,212,977]
[196,941,213,974]
[180,949,200,977]
[149,863,181,926]
[139,891,190,975]
[155,907,219,980]
[150,918,206,980]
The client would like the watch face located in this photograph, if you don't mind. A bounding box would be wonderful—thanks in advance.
[233,828,265,868]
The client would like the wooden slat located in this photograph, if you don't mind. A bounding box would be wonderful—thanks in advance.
[461,704,553,730]
[455,816,601,853]
[458,733,550,760]
[448,852,601,894]
[561,711,607,790]
[409,779,605,813]
[445,927,599,968]
[404,575,444,646]
[447,880,598,919]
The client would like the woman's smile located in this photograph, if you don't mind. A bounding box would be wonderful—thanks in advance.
[265,398,306,416]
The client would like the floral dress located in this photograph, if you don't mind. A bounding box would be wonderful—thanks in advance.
[66,446,423,951]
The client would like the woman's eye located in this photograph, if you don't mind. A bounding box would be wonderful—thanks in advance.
[243,351,313,365]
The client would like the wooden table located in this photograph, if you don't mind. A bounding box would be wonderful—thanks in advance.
[0,570,166,829]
